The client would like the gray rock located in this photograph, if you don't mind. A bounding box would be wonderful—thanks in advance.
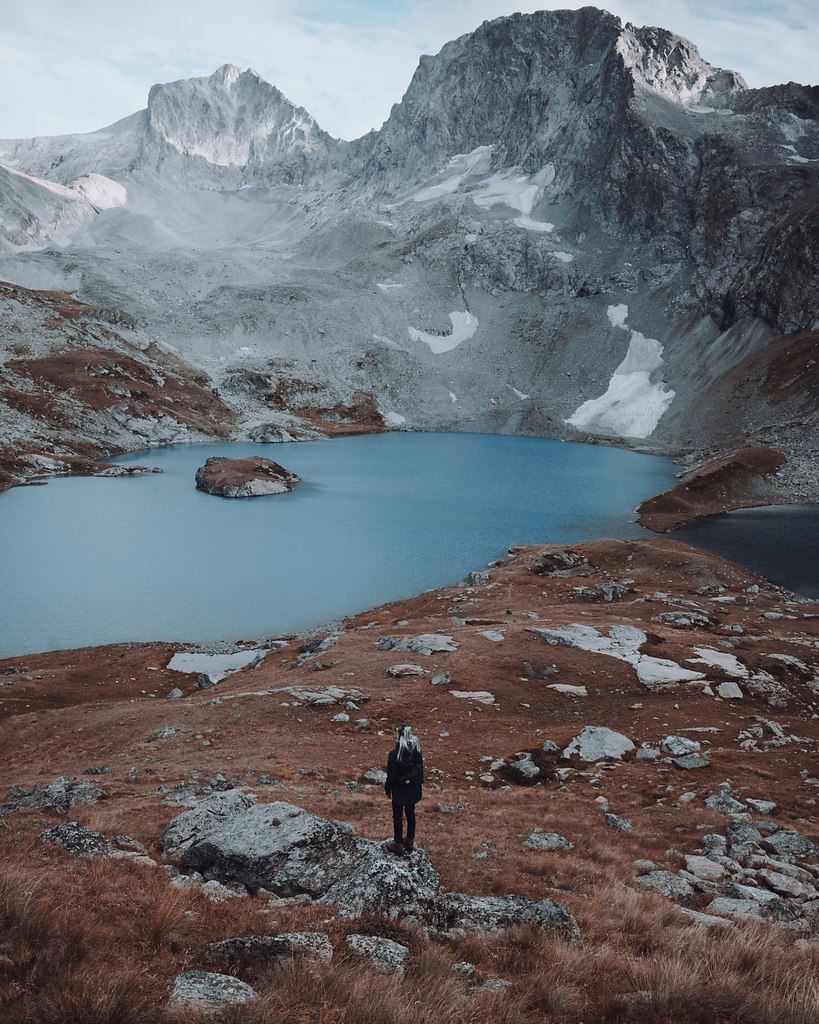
[684,855,727,882]
[322,842,442,921]
[604,813,634,832]
[440,893,579,940]
[386,663,425,678]
[717,681,744,699]
[168,971,257,1010]
[634,871,694,902]
[530,550,593,578]
[147,726,178,741]
[81,764,110,776]
[746,798,776,815]
[673,753,711,770]
[166,687,184,699]
[345,934,409,974]
[757,869,814,899]
[524,830,573,851]
[36,821,111,857]
[509,752,540,782]
[362,768,388,784]
[541,740,559,755]
[706,897,764,922]
[661,735,701,757]
[1,776,103,817]
[431,671,451,686]
[653,611,712,629]
[633,859,657,874]
[761,830,818,860]
[571,580,633,603]
[211,931,333,964]
[159,794,366,896]
[677,907,734,928]
[331,712,350,723]
[563,726,635,762]
[377,634,458,655]
[705,785,746,814]
[471,978,512,993]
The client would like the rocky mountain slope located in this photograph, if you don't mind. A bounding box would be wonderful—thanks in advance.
[0,6,817,498]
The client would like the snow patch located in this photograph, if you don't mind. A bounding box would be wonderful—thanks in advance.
[607,304,629,329]
[473,170,540,215]
[688,648,749,677]
[372,333,400,349]
[513,215,554,232]
[410,146,494,202]
[553,251,573,263]
[383,411,406,427]
[566,305,674,439]
[506,384,529,400]
[168,649,266,681]
[408,311,478,354]
[449,391,457,403]
[529,624,705,691]
[377,282,404,292]
[69,173,128,210]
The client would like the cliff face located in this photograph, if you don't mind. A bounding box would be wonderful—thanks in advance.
[0,6,816,470]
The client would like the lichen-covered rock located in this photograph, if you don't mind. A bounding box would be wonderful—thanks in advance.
[525,830,573,851]
[2,776,103,817]
[168,971,257,1010]
[634,871,694,902]
[211,931,333,964]
[345,934,409,974]
[159,794,365,895]
[37,821,111,857]
[321,843,441,921]
[195,456,299,498]
[439,893,579,940]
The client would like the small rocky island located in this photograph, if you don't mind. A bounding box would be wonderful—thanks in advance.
[194,456,300,498]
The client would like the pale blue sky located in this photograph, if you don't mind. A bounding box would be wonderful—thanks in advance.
[2,1,816,141]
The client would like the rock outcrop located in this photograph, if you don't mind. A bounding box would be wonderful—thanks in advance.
[158,793,579,937]
[194,456,300,498]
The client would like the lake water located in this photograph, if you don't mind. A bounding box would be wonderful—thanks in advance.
[674,504,819,600]
[1,433,675,657]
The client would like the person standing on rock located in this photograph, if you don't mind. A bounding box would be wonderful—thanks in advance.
[385,724,423,855]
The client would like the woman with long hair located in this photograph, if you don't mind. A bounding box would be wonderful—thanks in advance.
[384,723,423,855]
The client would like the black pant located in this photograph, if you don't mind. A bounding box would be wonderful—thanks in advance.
[392,801,416,844]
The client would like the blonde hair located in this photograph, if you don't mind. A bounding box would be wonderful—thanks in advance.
[397,723,420,757]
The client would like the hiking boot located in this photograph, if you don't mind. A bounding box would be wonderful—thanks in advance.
[385,840,405,855]
[403,840,414,854]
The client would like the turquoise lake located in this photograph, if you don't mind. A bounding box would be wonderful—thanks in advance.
[1,433,677,657]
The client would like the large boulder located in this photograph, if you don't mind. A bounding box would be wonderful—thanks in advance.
[168,971,257,1011]
[195,456,299,498]
[159,793,579,938]
[159,793,364,895]
[562,726,635,761]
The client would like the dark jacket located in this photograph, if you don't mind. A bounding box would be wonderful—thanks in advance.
[385,745,423,806]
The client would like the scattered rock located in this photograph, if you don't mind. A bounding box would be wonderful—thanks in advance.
[604,813,634,832]
[530,550,593,577]
[345,934,409,974]
[684,855,727,882]
[362,768,388,785]
[168,971,257,1010]
[449,690,496,704]
[37,821,111,857]
[147,726,178,742]
[166,687,184,699]
[761,830,817,859]
[525,830,573,851]
[705,784,746,814]
[746,798,776,815]
[386,663,424,678]
[376,633,459,655]
[563,726,635,762]
[211,931,333,965]
[440,893,579,940]
[431,671,451,685]
[571,580,633,603]
[661,735,701,757]
[718,681,744,699]
[1,776,103,817]
[653,611,712,629]
[634,871,695,902]
[673,753,711,770]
